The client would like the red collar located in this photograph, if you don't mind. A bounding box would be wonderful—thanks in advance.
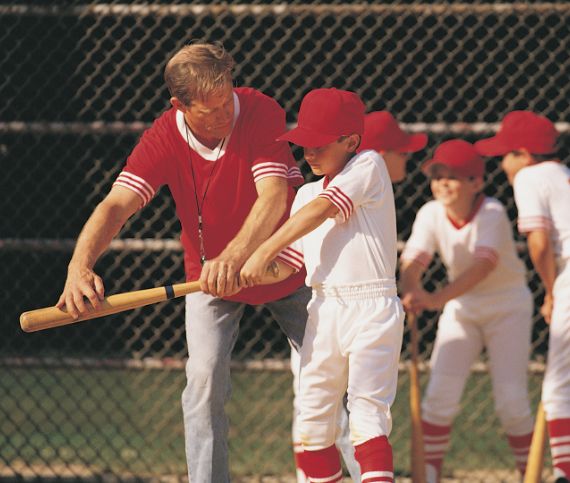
[446,194,485,229]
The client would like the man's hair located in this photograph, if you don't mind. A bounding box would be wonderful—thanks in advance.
[164,42,235,106]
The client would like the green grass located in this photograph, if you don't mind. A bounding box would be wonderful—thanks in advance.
[0,367,547,478]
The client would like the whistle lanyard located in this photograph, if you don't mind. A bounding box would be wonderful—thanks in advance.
[184,123,226,266]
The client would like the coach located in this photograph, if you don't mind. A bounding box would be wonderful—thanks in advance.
[56,42,310,481]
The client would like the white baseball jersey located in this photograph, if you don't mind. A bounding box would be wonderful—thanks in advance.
[513,161,570,420]
[513,161,570,262]
[401,196,529,316]
[278,149,398,287]
[279,149,403,455]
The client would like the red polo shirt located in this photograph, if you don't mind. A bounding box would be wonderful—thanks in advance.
[114,87,306,304]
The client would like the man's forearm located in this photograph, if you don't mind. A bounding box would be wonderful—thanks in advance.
[222,190,287,262]
[69,202,130,270]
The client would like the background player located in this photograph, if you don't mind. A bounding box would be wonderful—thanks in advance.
[240,88,404,483]
[358,111,428,183]
[476,111,570,483]
[400,139,535,482]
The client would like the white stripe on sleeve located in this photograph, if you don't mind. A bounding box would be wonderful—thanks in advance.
[113,171,155,207]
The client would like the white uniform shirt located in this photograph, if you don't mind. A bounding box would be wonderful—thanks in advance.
[513,161,570,262]
[278,150,398,287]
[401,197,528,306]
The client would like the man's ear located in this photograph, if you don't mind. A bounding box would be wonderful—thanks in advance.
[170,97,186,112]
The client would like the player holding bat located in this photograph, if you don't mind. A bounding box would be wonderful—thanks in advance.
[399,140,535,482]
[477,111,570,483]
[51,42,364,481]
[241,88,404,482]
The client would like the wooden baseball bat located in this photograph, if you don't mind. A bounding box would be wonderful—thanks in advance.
[523,402,546,483]
[408,312,427,483]
[20,280,202,333]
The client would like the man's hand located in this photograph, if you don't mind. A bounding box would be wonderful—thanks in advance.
[56,266,105,319]
[540,293,554,324]
[200,255,242,297]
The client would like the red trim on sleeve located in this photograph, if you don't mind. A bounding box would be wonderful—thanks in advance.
[277,247,304,272]
[517,216,553,233]
[474,246,499,266]
[319,186,354,221]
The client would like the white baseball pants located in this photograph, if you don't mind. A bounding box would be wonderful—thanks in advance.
[297,281,404,450]
[543,258,570,419]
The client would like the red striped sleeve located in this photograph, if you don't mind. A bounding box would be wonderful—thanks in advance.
[474,246,499,267]
[113,171,155,207]
[517,216,553,233]
[319,186,354,221]
[276,246,304,272]
[288,166,304,184]
[251,162,289,183]
[400,247,433,268]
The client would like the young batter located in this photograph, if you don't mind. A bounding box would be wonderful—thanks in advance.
[476,111,570,483]
[400,139,534,482]
[240,88,404,483]
[359,111,428,183]
[287,111,427,482]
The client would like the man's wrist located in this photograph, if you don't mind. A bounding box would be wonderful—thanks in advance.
[68,258,94,272]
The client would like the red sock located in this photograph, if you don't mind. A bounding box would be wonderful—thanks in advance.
[507,432,533,475]
[354,436,394,482]
[422,420,451,475]
[298,444,343,482]
[548,418,570,479]
[293,442,307,483]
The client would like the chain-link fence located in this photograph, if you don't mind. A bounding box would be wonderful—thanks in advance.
[1,0,569,481]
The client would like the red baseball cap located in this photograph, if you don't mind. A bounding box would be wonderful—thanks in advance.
[277,88,365,148]
[475,111,558,156]
[422,139,485,178]
[359,111,428,153]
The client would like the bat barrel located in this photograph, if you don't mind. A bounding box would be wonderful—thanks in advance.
[408,312,427,483]
[20,280,201,333]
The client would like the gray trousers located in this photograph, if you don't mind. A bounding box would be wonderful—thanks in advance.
[182,286,310,482]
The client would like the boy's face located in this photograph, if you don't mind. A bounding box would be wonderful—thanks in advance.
[303,135,360,178]
[501,149,532,185]
[429,164,482,208]
[381,150,409,183]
